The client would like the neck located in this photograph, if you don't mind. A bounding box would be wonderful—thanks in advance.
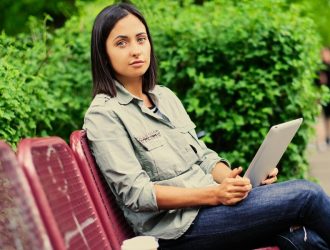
[117,76,144,99]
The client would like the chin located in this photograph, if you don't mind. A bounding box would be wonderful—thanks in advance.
[132,68,149,77]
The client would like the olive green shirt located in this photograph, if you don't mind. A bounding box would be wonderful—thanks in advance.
[83,82,230,239]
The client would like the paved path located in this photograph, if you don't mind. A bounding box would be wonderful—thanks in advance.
[307,114,330,195]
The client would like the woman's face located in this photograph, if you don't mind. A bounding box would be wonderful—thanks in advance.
[106,13,151,85]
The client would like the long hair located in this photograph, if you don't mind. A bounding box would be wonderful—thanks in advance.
[91,3,157,97]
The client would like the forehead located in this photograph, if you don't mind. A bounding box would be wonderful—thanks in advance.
[109,13,146,39]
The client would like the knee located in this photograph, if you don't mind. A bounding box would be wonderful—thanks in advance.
[296,179,322,192]
[293,179,324,201]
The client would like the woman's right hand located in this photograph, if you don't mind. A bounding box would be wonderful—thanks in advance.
[212,167,252,206]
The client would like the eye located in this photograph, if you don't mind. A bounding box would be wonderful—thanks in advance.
[137,36,147,44]
[116,40,127,47]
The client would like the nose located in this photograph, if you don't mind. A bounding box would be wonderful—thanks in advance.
[130,42,141,57]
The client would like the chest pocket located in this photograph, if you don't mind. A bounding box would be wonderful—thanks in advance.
[176,122,203,160]
[134,128,198,181]
[135,130,165,151]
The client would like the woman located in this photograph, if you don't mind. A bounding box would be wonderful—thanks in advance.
[84,3,330,249]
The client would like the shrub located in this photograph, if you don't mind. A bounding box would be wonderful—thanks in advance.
[287,0,330,46]
[143,0,328,180]
[0,18,57,147]
[0,0,93,35]
[0,2,111,147]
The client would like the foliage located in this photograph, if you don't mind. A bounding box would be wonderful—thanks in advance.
[287,0,330,47]
[0,17,56,147]
[37,0,117,139]
[0,0,93,35]
[0,2,110,147]
[140,0,328,180]
[0,0,328,180]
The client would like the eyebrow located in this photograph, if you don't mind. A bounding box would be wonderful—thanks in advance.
[113,32,147,41]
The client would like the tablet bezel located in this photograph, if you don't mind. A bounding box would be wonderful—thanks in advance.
[243,118,303,187]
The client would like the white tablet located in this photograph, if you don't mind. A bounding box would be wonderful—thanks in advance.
[243,118,303,187]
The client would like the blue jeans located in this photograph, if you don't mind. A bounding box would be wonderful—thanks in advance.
[159,180,330,250]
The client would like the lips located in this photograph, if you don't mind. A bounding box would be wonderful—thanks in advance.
[129,60,144,65]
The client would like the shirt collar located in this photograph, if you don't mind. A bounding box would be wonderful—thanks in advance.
[115,80,160,105]
[115,81,135,105]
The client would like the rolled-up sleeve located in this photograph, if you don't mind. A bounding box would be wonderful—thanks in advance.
[197,139,231,174]
[84,105,158,212]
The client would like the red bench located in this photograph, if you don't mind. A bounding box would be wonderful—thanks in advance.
[70,130,134,250]
[17,137,111,250]
[0,140,51,249]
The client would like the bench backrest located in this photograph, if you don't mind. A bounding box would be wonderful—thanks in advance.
[0,140,51,250]
[17,137,111,250]
[70,130,134,250]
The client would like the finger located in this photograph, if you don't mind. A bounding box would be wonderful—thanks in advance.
[228,167,243,178]
[227,177,251,186]
[225,195,249,205]
[225,190,249,198]
[230,191,250,198]
[268,167,279,177]
[228,184,252,193]
[227,167,241,178]
[242,192,249,199]
[262,176,277,185]
[271,168,278,176]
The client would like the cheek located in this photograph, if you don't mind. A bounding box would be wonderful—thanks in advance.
[145,43,151,58]
[144,44,151,64]
[106,43,124,68]
[108,50,126,71]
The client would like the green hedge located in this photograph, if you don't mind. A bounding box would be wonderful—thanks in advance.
[0,0,328,180]
[0,2,107,147]
[0,17,57,147]
[0,0,93,35]
[287,0,330,46]
[146,0,328,179]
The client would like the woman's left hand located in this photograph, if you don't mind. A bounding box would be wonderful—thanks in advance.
[261,167,278,185]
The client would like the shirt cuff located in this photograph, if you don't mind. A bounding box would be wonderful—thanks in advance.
[206,158,232,175]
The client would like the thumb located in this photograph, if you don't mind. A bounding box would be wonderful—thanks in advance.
[228,167,243,178]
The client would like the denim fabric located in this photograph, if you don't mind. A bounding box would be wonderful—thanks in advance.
[276,227,329,250]
[159,180,330,250]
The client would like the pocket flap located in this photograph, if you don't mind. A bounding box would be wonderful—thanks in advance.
[135,130,165,151]
[176,122,196,133]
